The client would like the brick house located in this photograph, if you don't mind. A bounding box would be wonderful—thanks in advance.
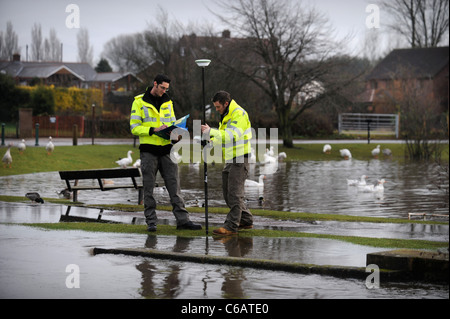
[360,46,449,113]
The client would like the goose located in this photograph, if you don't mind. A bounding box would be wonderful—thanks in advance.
[2,144,12,168]
[359,179,386,193]
[25,192,44,204]
[46,137,54,155]
[266,146,274,157]
[323,144,332,154]
[382,148,392,157]
[245,175,265,187]
[18,139,26,154]
[371,145,381,158]
[347,175,367,186]
[263,153,277,164]
[278,152,287,161]
[132,159,141,168]
[116,150,133,168]
[374,179,386,192]
[339,149,352,160]
[249,148,256,163]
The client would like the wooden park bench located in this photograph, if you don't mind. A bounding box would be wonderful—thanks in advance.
[59,168,143,204]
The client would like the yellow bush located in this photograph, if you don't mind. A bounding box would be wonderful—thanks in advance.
[18,86,103,115]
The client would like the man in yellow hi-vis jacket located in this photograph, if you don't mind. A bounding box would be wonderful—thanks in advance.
[201,91,254,235]
[130,74,202,232]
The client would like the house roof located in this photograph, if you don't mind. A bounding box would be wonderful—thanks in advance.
[366,46,449,80]
[0,60,97,81]
[94,72,142,83]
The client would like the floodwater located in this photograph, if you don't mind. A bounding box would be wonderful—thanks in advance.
[0,158,449,299]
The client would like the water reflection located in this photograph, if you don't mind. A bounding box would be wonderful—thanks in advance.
[133,235,254,299]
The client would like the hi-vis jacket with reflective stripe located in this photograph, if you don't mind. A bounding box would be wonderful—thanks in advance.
[209,100,252,161]
[130,93,176,146]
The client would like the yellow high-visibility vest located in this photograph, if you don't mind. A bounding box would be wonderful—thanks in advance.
[209,100,252,161]
[130,93,176,146]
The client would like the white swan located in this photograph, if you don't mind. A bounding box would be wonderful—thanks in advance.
[266,146,274,157]
[339,149,352,160]
[116,150,133,168]
[46,136,54,155]
[372,145,381,158]
[245,175,265,187]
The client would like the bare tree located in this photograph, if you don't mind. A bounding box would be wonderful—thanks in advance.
[103,33,149,72]
[209,0,359,147]
[0,21,20,60]
[31,23,43,61]
[46,28,61,62]
[143,7,180,70]
[380,0,449,48]
[77,28,94,65]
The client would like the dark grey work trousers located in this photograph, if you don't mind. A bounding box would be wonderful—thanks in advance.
[140,151,190,226]
[222,158,253,232]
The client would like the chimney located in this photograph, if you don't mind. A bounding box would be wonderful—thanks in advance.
[12,53,21,62]
[222,30,231,38]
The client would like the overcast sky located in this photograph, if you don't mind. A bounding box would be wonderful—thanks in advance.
[1,0,381,66]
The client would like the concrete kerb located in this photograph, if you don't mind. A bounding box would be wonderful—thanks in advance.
[93,247,410,283]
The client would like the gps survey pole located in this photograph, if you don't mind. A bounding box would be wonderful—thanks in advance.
[195,59,211,235]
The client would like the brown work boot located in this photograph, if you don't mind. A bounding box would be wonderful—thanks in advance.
[212,227,237,236]
[238,223,253,230]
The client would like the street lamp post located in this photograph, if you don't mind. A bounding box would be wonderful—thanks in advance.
[195,59,211,235]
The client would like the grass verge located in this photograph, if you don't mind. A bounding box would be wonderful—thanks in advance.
[20,222,448,250]
[1,195,447,225]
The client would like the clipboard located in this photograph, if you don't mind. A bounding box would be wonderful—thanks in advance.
[154,114,190,140]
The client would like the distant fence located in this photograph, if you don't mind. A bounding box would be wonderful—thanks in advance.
[27,116,131,138]
[32,116,85,138]
[338,113,399,138]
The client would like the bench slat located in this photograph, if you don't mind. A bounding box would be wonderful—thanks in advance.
[58,168,143,204]
[59,168,141,180]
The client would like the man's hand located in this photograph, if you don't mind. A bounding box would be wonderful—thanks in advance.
[154,124,168,132]
[201,124,210,134]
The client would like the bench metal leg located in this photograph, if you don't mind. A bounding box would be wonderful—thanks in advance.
[138,189,143,205]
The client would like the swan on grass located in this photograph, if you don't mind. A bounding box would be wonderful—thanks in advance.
[323,144,332,154]
[245,175,265,188]
[116,150,133,168]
